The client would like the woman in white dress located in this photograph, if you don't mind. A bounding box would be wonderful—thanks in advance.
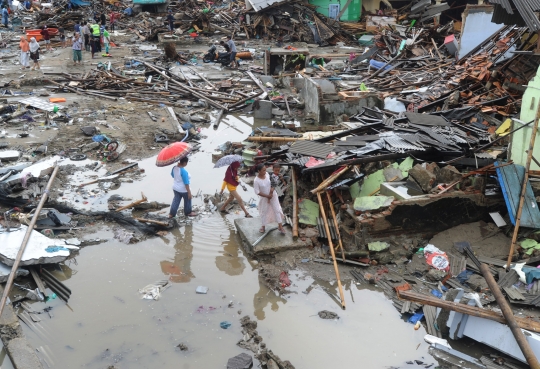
[253,163,285,234]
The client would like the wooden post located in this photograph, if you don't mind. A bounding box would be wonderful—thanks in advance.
[506,104,540,269]
[324,188,346,259]
[291,167,299,241]
[479,263,540,369]
[317,192,346,310]
[398,290,540,332]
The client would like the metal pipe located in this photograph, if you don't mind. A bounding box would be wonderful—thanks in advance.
[0,165,60,317]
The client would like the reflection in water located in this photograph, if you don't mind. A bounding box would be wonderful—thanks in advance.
[214,237,245,276]
[161,226,195,283]
[253,278,287,320]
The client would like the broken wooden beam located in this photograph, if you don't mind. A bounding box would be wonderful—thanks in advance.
[116,192,148,212]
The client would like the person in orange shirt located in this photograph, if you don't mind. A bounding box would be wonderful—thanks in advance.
[19,36,30,69]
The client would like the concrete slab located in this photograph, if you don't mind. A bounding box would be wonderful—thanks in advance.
[234,217,310,255]
[0,285,43,369]
[0,150,21,162]
[6,338,43,369]
[0,225,70,266]
[0,262,28,283]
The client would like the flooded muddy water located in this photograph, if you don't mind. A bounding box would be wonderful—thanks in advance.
[21,115,436,368]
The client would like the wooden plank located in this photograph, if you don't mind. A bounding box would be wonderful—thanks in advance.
[29,268,47,299]
[495,162,540,228]
[424,305,442,338]
[167,107,185,134]
[399,289,540,333]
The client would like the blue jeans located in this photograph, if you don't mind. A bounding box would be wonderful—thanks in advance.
[170,190,191,217]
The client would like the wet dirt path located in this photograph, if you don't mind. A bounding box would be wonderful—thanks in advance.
[21,115,435,368]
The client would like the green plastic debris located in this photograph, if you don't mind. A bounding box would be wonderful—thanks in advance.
[53,106,59,113]
[353,196,394,211]
[520,239,540,255]
[399,157,414,177]
[359,83,367,91]
[368,241,390,252]
[298,198,319,226]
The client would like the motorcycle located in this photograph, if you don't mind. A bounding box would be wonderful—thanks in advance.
[202,45,231,66]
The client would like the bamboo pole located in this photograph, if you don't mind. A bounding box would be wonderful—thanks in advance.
[311,166,349,194]
[322,174,345,259]
[291,167,299,241]
[506,103,540,270]
[398,290,540,332]
[479,263,540,368]
[316,192,346,310]
[0,165,59,318]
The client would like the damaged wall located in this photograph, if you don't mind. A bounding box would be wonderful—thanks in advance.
[510,65,540,171]
[308,0,362,21]
[302,77,382,123]
[357,192,506,238]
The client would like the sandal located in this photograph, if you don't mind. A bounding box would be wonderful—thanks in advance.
[279,228,286,234]
[245,214,253,218]
[259,227,265,233]
[187,212,198,217]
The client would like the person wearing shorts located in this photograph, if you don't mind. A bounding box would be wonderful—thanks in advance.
[40,25,51,51]
[218,161,252,217]
[72,32,82,65]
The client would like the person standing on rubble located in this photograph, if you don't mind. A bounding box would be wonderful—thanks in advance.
[82,23,91,51]
[254,164,285,234]
[19,36,30,70]
[166,10,175,35]
[1,6,8,28]
[100,12,106,27]
[40,25,51,52]
[109,11,116,31]
[169,157,197,218]
[91,23,101,53]
[29,37,40,70]
[72,32,82,65]
[218,161,253,218]
[103,27,110,54]
[226,35,237,68]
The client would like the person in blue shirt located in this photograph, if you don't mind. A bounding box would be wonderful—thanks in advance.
[169,156,197,218]
[24,0,30,9]
[1,6,8,28]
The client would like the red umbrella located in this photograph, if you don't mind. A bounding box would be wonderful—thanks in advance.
[155,142,193,167]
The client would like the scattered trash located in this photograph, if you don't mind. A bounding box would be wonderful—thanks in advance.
[196,286,208,294]
[138,280,170,301]
[220,321,231,329]
[317,310,339,319]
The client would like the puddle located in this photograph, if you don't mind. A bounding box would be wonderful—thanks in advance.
[20,115,435,368]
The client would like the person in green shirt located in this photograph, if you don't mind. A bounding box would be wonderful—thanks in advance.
[103,28,110,54]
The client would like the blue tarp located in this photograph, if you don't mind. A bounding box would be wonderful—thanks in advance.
[70,0,90,7]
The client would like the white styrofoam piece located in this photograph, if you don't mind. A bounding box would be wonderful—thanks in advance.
[0,225,70,266]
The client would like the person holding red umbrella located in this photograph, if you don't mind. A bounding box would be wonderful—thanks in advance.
[169,157,197,218]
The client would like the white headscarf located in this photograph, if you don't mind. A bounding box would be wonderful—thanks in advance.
[29,37,39,53]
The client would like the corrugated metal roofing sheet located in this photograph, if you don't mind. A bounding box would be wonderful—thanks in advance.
[490,0,540,31]
[289,140,333,159]
[405,112,451,126]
